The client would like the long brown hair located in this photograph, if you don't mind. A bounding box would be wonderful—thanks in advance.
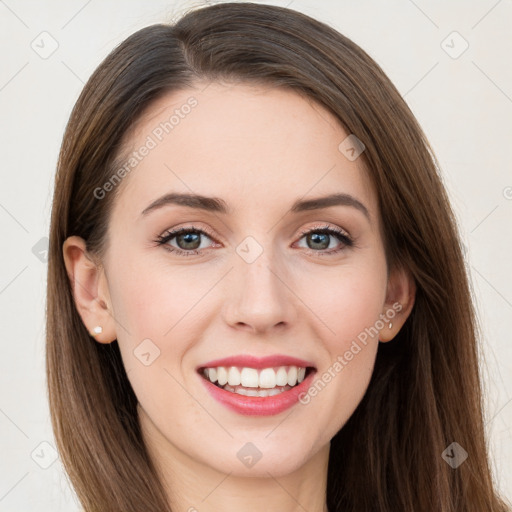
[46,3,511,511]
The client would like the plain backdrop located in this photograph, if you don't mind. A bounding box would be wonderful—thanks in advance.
[0,0,511,510]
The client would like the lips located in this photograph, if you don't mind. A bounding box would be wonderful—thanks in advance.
[196,354,317,416]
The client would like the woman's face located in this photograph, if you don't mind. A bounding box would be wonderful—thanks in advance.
[95,82,408,477]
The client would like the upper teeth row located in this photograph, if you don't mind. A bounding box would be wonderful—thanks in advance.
[203,366,307,388]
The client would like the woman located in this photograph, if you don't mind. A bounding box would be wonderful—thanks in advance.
[46,2,511,511]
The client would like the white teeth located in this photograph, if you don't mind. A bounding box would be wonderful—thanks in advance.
[287,366,298,386]
[217,367,228,386]
[258,368,276,388]
[275,366,288,386]
[227,366,241,386]
[240,367,259,388]
[207,367,217,383]
[223,384,292,397]
[202,365,309,390]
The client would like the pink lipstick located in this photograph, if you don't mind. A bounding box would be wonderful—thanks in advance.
[197,354,316,416]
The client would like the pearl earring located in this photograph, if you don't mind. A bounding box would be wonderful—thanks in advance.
[92,326,103,335]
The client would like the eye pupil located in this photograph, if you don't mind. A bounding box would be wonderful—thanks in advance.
[308,232,329,250]
[178,232,201,249]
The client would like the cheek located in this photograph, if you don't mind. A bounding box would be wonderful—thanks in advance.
[107,265,200,425]
[294,258,388,346]
[106,257,214,399]
[108,257,208,341]
[293,262,387,432]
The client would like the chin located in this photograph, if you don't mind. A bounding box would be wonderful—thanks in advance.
[198,429,326,478]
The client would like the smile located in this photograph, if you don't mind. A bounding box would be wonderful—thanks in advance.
[196,355,317,416]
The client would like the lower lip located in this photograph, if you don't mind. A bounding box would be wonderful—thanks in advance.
[199,370,316,416]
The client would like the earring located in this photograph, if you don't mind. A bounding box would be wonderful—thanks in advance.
[91,326,103,335]
[388,322,393,329]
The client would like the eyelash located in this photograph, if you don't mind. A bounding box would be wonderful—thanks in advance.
[154,224,354,258]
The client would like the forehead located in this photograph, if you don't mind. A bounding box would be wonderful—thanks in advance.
[110,82,377,224]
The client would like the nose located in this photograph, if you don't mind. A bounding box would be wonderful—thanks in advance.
[221,248,298,335]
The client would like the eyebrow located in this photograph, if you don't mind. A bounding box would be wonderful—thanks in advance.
[141,192,370,220]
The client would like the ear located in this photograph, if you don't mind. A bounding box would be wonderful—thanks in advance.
[62,236,117,344]
[378,265,416,342]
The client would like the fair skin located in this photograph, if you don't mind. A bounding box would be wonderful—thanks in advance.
[63,82,415,512]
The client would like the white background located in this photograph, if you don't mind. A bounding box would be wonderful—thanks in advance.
[0,0,511,510]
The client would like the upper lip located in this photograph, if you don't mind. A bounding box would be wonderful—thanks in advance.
[197,354,316,371]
